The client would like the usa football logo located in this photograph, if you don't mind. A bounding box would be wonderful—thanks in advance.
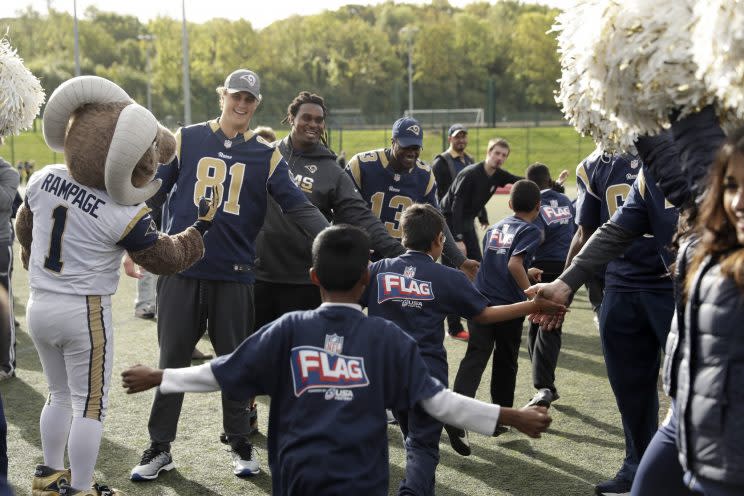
[540,205,572,225]
[290,346,369,397]
[377,272,434,303]
[486,226,515,250]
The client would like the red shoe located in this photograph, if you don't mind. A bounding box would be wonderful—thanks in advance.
[450,329,469,341]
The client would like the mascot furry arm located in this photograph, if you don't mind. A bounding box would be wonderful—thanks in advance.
[15,76,212,275]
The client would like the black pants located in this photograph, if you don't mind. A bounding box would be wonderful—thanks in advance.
[148,275,254,450]
[444,215,482,334]
[0,245,14,376]
[453,316,524,406]
[253,280,321,332]
[527,260,564,392]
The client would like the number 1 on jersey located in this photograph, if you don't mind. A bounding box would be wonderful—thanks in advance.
[44,205,68,273]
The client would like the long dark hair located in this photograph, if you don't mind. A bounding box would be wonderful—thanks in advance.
[687,126,744,292]
[283,91,330,148]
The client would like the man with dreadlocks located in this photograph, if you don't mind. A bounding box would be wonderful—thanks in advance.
[254,91,405,329]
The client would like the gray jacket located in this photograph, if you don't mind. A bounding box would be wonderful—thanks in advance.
[663,243,744,485]
[255,137,404,285]
[0,158,20,245]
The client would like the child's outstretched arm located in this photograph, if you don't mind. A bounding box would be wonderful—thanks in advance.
[420,389,552,439]
[472,296,567,324]
[122,363,220,394]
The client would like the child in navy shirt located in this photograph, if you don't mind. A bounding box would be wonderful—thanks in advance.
[364,204,564,493]
[122,225,552,495]
[451,180,543,432]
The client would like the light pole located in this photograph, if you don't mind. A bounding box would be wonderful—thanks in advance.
[73,0,80,76]
[137,34,156,111]
[181,0,192,125]
[399,26,418,115]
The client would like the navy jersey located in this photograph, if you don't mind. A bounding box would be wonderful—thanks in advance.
[476,216,542,306]
[157,120,310,283]
[534,188,575,263]
[210,304,443,495]
[611,168,679,269]
[346,149,438,241]
[363,251,489,360]
[575,151,671,291]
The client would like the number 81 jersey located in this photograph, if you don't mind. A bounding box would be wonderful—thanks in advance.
[25,164,158,295]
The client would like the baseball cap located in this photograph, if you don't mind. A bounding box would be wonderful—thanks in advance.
[392,117,423,148]
[448,123,467,137]
[223,69,261,100]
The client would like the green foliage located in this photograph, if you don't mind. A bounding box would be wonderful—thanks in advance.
[1,1,564,125]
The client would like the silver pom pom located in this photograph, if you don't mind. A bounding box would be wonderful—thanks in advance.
[692,0,744,122]
[0,37,45,137]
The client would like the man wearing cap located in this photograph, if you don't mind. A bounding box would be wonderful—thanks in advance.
[130,69,329,482]
[432,124,487,341]
[345,117,476,278]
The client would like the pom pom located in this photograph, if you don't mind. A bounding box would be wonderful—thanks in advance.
[692,0,744,122]
[0,37,45,137]
[554,0,711,151]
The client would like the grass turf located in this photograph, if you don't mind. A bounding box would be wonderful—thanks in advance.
[2,192,667,495]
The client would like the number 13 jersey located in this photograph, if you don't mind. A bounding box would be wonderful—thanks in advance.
[25,164,158,295]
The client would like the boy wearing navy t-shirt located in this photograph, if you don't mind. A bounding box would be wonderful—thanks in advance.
[122,225,552,495]
[452,180,543,425]
[364,204,563,493]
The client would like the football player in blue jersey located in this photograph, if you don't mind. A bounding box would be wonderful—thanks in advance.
[524,163,575,409]
[451,180,544,435]
[363,203,565,495]
[529,150,678,496]
[345,117,479,280]
[130,69,330,482]
[122,224,553,495]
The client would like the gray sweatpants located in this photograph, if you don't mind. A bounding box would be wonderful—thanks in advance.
[0,244,15,377]
[147,274,254,450]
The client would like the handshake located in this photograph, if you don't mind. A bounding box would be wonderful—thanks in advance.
[524,279,573,331]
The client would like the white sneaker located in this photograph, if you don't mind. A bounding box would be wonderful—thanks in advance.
[230,440,260,477]
[131,447,175,481]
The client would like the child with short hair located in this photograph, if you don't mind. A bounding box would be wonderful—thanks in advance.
[451,180,544,433]
[122,225,552,495]
[363,203,563,493]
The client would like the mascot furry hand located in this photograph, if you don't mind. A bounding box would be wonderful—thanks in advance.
[15,75,216,274]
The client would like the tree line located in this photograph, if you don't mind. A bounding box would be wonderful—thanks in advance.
[2,1,561,129]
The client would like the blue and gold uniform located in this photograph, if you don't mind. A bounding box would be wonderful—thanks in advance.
[158,120,311,284]
[346,149,438,242]
[575,151,675,489]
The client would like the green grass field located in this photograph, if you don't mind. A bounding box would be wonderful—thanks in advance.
[1,193,667,495]
[1,124,596,186]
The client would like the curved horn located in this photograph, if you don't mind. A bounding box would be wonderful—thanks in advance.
[104,104,162,206]
[43,76,131,152]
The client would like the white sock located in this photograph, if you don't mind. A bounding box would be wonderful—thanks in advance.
[68,417,103,490]
[39,403,72,470]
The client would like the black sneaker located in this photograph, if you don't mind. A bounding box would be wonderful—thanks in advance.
[444,424,471,456]
[130,446,175,481]
[594,475,632,495]
[526,388,560,408]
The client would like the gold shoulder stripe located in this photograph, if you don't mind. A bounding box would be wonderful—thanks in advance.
[377,149,389,167]
[575,163,594,195]
[348,156,362,189]
[175,128,183,163]
[269,148,284,178]
[208,119,220,132]
[637,168,646,198]
[425,168,436,196]
[119,206,152,242]
[244,130,256,142]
